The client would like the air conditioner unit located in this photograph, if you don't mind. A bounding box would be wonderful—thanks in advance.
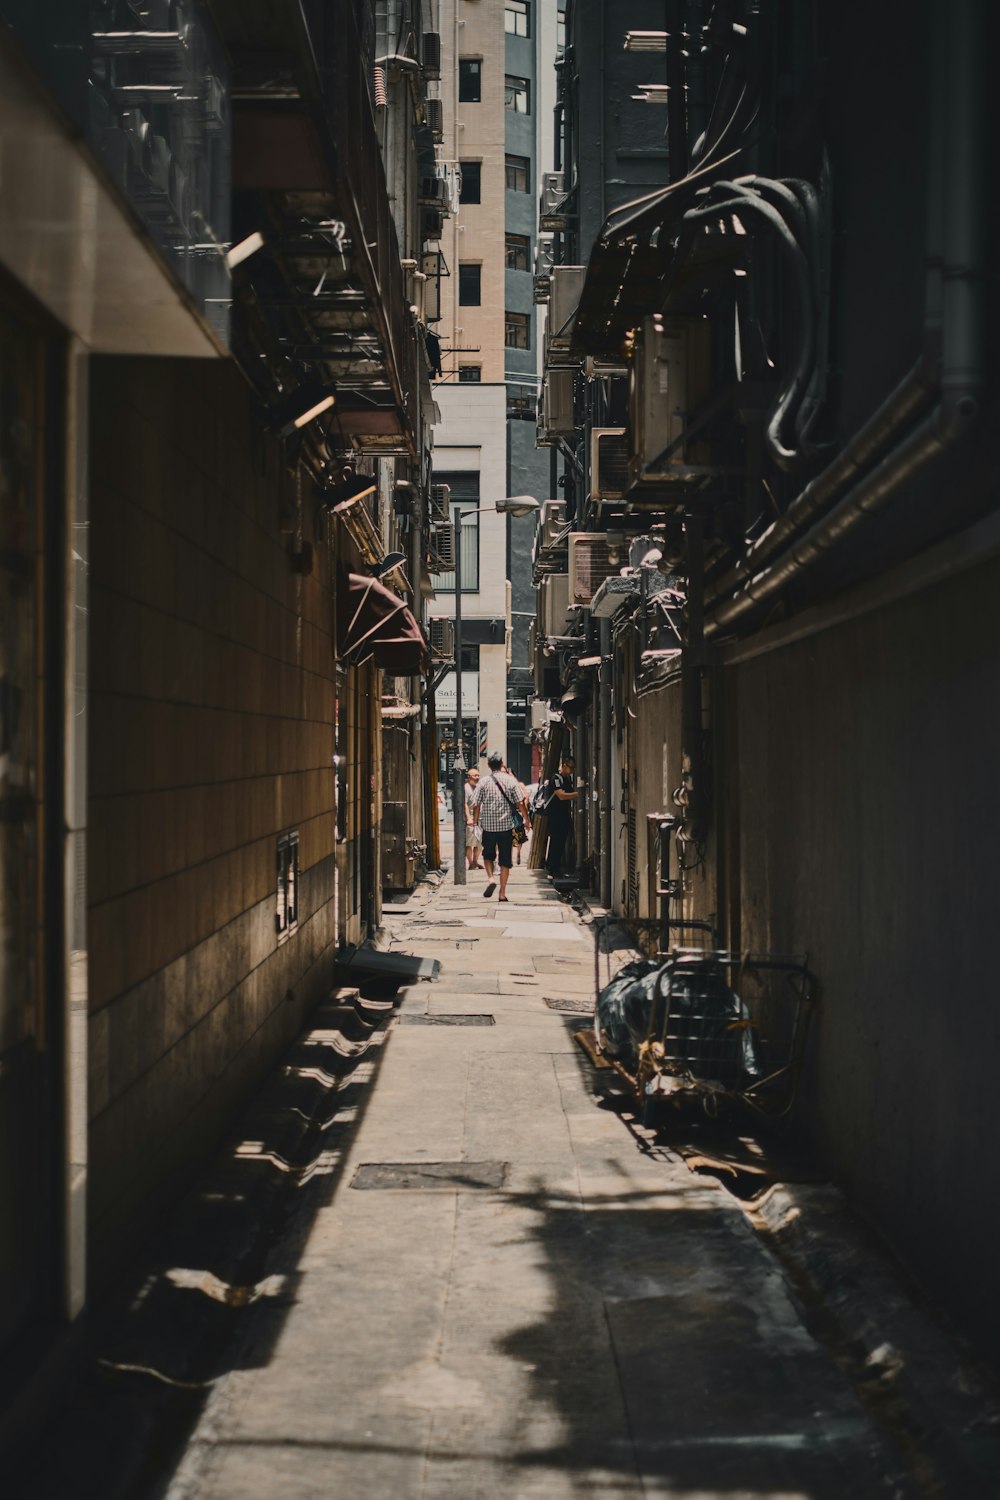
[429,520,455,571]
[539,171,567,231]
[568,533,628,606]
[549,266,586,338]
[540,369,575,437]
[421,249,443,322]
[429,617,455,659]
[419,174,448,207]
[534,237,555,277]
[628,315,712,488]
[536,501,566,561]
[422,31,441,79]
[541,572,570,636]
[532,499,568,570]
[589,427,629,504]
[429,482,451,522]
[537,499,567,549]
[425,97,444,141]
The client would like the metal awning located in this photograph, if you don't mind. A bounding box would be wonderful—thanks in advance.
[338,573,428,674]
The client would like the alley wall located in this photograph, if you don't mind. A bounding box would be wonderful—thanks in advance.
[86,357,338,1278]
[726,546,1000,1348]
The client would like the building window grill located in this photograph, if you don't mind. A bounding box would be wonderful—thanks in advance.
[276,832,300,939]
[459,365,482,382]
[459,160,481,203]
[505,154,530,191]
[505,74,530,113]
[459,58,482,102]
[505,310,531,348]
[506,382,536,419]
[459,263,482,305]
[505,233,530,271]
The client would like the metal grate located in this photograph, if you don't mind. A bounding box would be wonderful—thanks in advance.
[543,996,593,1014]
[351,1161,508,1191]
[627,807,639,913]
[397,1013,495,1026]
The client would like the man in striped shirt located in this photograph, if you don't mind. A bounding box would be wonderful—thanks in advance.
[470,752,528,901]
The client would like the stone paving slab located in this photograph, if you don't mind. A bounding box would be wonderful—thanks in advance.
[23,862,999,1500]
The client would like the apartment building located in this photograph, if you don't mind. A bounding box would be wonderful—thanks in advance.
[428,0,560,780]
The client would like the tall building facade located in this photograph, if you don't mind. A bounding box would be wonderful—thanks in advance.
[428,0,559,781]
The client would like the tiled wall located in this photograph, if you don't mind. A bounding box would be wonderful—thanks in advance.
[86,357,337,1270]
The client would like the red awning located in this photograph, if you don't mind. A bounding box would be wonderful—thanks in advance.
[338,572,428,674]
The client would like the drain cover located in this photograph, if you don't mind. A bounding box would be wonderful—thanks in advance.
[543,996,593,1014]
[398,1013,495,1026]
[351,1161,508,1191]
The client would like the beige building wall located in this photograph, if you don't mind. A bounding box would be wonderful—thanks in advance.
[439,0,506,382]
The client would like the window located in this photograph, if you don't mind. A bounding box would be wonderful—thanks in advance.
[458,58,481,102]
[505,0,530,36]
[505,310,531,349]
[430,474,480,592]
[458,365,482,382]
[505,233,530,271]
[507,382,536,418]
[505,153,530,192]
[459,160,481,204]
[458,262,481,305]
[556,11,566,54]
[505,74,530,113]
[276,832,299,939]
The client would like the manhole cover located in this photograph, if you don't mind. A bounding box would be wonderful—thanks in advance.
[351,1161,508,1191]
[543,996,593,1014]
[398,1013,495,1026]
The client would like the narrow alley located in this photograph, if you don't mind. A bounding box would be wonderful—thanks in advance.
[14,864,1000,1500]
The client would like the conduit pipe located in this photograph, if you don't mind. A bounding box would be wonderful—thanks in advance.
[705,0,984,636]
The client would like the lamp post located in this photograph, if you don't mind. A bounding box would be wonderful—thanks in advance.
[452,521,466,885]
[450,497,540,885]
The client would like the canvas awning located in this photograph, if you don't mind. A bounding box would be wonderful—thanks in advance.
[338,572,428,674]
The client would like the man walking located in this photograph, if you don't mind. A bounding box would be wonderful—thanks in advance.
[545,755,579,879]
[470,752,528,902]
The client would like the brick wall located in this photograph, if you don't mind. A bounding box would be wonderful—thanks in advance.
[86,357,337,1272]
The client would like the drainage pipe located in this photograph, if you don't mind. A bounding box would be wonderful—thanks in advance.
[706,0,983,635]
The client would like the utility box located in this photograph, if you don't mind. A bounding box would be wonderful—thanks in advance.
[628,316,712,490]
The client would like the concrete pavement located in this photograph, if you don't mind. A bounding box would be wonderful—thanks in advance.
[15,861,1000,1498]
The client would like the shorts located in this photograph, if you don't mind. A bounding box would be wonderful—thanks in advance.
[466,823,482,847]
[482,829,513,869]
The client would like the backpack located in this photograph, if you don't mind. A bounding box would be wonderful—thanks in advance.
[531,778,554,815]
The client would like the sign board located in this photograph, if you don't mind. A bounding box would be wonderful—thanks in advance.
[436,670,479,717]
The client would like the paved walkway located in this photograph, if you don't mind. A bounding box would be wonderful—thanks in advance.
[16,862,1000,1498]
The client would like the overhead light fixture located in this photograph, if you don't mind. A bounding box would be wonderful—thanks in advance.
[328,472,377,511]
[273,383,337,438]
[496,495,541,517]
[625,30,669,52]
[226,231,265,269]
[632,84,670,103]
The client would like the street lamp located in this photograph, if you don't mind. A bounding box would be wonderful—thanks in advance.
[496,495,541,517]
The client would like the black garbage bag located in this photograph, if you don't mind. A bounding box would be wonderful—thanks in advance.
[595,959,662,1065]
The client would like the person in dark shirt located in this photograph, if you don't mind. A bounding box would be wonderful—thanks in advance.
[544,756,579,878]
